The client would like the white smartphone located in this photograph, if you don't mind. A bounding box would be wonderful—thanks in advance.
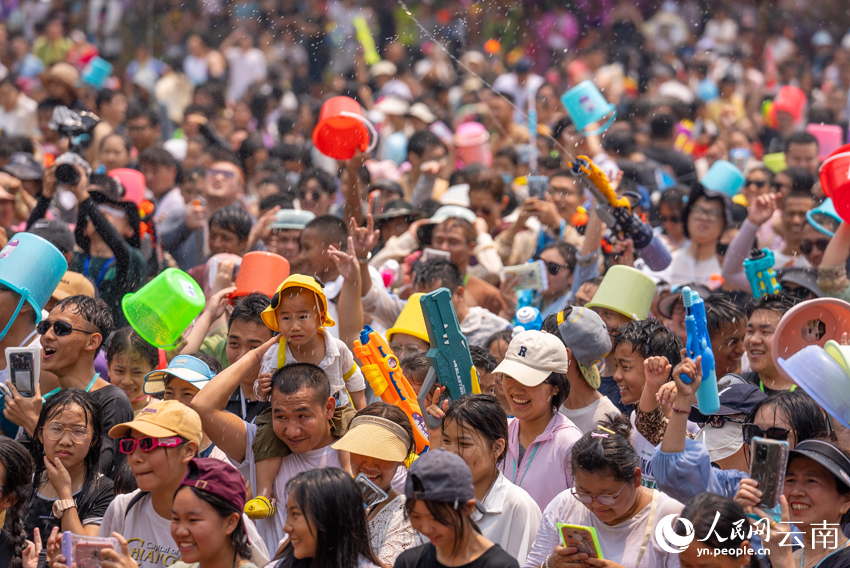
[5,346,40,397]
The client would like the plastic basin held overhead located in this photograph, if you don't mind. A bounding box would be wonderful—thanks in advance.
[777,344,850,429]
[772,298,850,383]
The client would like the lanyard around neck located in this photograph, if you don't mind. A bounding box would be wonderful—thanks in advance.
[43,373,100,400]
[84,256,115,289]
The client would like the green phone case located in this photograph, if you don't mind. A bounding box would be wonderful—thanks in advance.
[557,523,604,560]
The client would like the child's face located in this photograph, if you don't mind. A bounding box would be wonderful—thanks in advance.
[744,309,780,376]
[711,320,747,376]
[227,319,275,366]
[277,288,322,347]
[109,352,153,402]
[477,369,496,396]
[209,225,245,256]
[612,342,645,405]
[164,377,201,406]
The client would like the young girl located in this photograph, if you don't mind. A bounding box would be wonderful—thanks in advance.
[524,415,684,568]
[247,275,367,518]
[441,395,541,565]
[398,449,519,568]
[331,403,425,565]
[25,389,114,546]
[271,468,381,567]
[0,438,34,568]
[108,327,158,416]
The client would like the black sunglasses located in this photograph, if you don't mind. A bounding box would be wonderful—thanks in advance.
[543,260,570,276]
[297,190,322,202]
[799,239,829,254]
[699,415,747,429]
[659,215,681,224]
[742,423,791,445]
[745,179,767,188]
[37,320,96,337]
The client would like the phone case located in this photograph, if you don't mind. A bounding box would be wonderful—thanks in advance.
[557,523,604,559]
[5,346,40,397]
[355,473,388,509]
[500,260,549,292]
[749,437,790,509]
[61,532,119,568]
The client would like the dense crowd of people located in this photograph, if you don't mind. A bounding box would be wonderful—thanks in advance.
[1,0,850,567]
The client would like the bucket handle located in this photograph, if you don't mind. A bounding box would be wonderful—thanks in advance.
[339,111,378,154]
[582,106,617,137]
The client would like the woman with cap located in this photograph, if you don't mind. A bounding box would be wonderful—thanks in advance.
[523,415,684,568]
[492,330,582,512]
[396,449,519,568]
[656,183,730,286]
[331,403,426,566]
[440,394,541,565]
[737,439,850,568]
[269,468,382,568]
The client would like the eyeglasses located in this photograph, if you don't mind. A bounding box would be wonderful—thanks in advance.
[571,481,628,506]
[543,260,571,276]
[659,215,681,224]
[206,168,237,179]
[44,422,90,443]
[698,415,747,429]
[690,206,724,221]
[119,436,186,454]
[742,423,791,445]
[37,320,96,337]
[799,239,829,254]
[297,190,321,202]
[745,179,767,189]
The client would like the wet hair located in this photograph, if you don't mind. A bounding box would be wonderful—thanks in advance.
[705,293,747,336]
[404,477,481,557]
[400,352,429,388]
[611,318,683,370]
[785,131,819,152]
[113,460,138,495]
[297,168,335,196]
[443,394,508,464]
[107,327,158,369]
[0,438,32,568]
[747,390,832,446]
[176,485,252,564]
[31,389,104,524]
[55,295,114,354]
[303,215,347,250]
[746,292,797,319]
[209,206,252,241]
[436,217,477,244]
[571,414,640,482]
[469,345,497,374]
[413,257,463,294]
[354,402,416,458]
[228,293,273,331]
[271,362,332,406]
[678,493,759,567]
[275,468,380,567]
[468,169,505,201]
[258,191,295,212]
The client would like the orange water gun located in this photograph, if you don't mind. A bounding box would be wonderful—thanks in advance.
[353,326,430,454]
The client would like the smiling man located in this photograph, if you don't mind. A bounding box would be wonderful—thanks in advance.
[37,295,133,477]
[744,293,798,394]
[191,342,340,551]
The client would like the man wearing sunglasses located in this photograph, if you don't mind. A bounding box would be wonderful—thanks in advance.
[31,295,133,478]
[203,159,245,215]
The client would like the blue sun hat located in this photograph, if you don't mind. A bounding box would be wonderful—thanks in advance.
[0,233,67,339]
[807,198,842,238]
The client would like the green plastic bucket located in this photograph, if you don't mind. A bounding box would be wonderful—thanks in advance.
[122,268,205,349]
[763,152,786,174]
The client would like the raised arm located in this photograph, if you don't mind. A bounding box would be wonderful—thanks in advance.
[190,335,277,462]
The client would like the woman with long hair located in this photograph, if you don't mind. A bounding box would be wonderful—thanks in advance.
[441,394,541,565]
[271,468,382,568]
[331,403,426,566]
[0,437,35,568]
[25,389,114,545]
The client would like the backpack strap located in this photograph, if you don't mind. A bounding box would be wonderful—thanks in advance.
[123,491,150,522]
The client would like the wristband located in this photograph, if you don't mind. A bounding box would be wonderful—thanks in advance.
[671,406,690,414]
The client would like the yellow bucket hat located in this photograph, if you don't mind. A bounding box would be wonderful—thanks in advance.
[261,274,335,331]
[386,293,429,344]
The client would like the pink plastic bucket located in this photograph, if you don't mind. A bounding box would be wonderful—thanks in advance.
[454,122,491,167]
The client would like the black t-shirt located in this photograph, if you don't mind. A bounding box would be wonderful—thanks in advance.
[394,543,518,568]
[25,475,115,546]
[0,530,14,567]
[90,385,134,478]
[225,388,270,424]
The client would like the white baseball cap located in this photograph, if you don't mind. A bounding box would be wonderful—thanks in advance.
[493,330,569,387]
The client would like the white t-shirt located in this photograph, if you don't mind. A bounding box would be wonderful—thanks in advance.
[560,397,620,435]
[231,421,341,551]
[523,489,683,568]
[99,490,270,568]
[654,241,722,287]
[629,412,659,490]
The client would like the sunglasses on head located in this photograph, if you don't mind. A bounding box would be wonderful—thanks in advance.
[119,436,185,454]
[699,415,746,429]
[742,423,791,445]
[799,239,829,254]
[37,320,96,337]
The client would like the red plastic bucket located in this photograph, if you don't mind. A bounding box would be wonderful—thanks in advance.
[230,251,290,299]
[820,147,850,222]
[312,96,377,160]
[772,85,806,123]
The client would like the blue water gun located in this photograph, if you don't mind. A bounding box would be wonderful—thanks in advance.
[679,287,720,415]
[743,248,781,299]
[417,288,481,428]
[512,306,543,336]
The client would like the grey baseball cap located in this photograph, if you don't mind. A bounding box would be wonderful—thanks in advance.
[557,306,612,389]
[405,449,484,512]
[269,209,315,231]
